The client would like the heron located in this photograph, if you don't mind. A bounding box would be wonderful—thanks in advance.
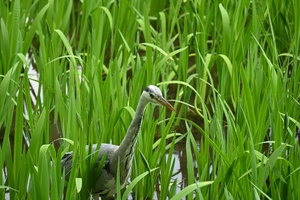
[61,85,175,199]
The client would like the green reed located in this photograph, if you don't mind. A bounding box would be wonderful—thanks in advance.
[0,0,299,199]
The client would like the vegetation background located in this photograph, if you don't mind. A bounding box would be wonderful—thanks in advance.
[0,0,299,199]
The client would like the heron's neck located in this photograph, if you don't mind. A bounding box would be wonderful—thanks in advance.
[114,97,148,162]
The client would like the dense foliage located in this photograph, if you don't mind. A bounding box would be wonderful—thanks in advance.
[0,0,299,199]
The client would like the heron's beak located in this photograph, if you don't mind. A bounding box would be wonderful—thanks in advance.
[157,96,176,112]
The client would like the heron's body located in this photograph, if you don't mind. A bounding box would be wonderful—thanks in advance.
[61,85,175,199]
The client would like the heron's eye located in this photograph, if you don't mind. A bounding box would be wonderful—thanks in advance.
[149,93,154,98]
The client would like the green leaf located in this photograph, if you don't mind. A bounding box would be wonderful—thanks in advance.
[121,168,159,200]
[170,181,213,200]
[75,178,82,193]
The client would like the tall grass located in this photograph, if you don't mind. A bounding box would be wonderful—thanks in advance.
[0,0,299,199]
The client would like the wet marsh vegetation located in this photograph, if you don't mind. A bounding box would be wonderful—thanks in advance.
[1,0,300,199]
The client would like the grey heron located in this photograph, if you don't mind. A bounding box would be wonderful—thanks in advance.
[61,85,175,199]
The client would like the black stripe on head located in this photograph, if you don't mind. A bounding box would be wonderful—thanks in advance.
[144,86,157,99]
[144,86,151,92]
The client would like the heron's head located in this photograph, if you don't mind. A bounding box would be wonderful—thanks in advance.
[142,85,176,112]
